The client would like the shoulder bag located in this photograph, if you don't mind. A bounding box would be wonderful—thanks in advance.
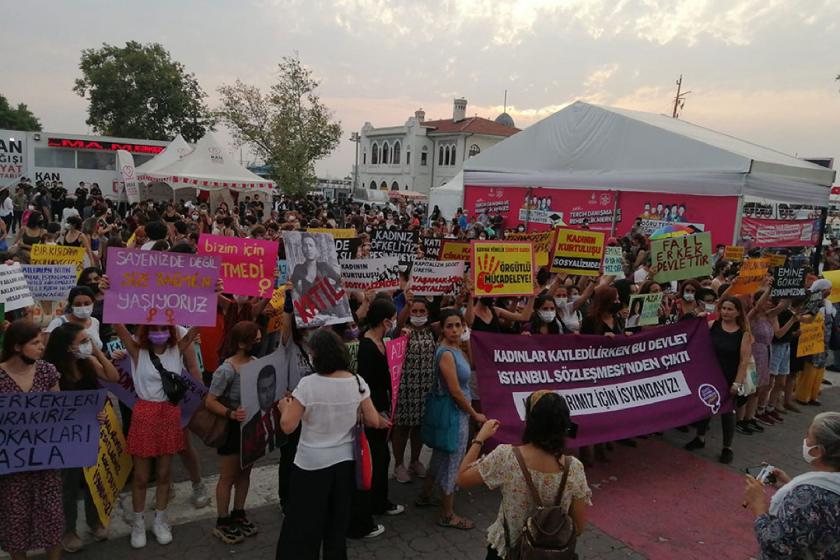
[352,374,373,490]
[421,349,461,453]
[188,361,235,448]
[148,351,188,405]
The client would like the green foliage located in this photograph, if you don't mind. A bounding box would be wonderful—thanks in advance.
[74,41,213,142]
[216,56,342,197]
[0,93,42,131]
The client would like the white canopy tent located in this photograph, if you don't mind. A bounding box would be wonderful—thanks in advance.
[429,171,464,222]
[136,134,192,181]
[458,101,834,206]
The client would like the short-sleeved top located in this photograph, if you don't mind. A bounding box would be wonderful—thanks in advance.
[131,343,185,402]
[209,360,244,408]
[45,315,103,350]
[710,320,744,385]
[292,374,370,471]
[478,445,592,558]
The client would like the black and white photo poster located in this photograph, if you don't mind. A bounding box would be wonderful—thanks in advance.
[240,347,287,468]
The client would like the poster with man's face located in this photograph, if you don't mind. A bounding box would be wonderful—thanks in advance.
[240,347,288,469]
[282,231,353,328]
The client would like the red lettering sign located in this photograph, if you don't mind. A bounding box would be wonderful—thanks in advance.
[47,138,165,155]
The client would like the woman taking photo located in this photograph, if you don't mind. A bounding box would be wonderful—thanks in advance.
[417,309,487,530]
[0,320,63,560]
[44,286,103,350]
[207,321,262,545]
[685,296,753,463]
[456,391,592,560]
[44,322,119,553]
[275,328,389,559]
[743,412,840,559]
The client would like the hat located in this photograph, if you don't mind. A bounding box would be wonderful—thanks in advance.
[810,278,832,293]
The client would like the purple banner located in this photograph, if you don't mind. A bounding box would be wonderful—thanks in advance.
[0,390,107,475]
[471,318,732,448]
[103,247,220,327]
[102,356,207,428]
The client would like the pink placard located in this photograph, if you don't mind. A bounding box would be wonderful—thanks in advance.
[198,234,279,297]
[386,336,408,418]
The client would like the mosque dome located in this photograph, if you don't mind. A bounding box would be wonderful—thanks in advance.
[494,112,515,128]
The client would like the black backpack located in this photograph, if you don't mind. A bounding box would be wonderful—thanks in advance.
[504,447,577,560]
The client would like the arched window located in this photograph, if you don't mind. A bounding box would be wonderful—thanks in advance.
[363,149,367,164]
[444,146,451,166]
[369,180,377,190]
[392,141,401,165]
[391,181,399,191]
[380,181,388,191]
[371,143,379,165]
[438,145,444,166]
[421,146,428,166]
[382,142,390,165]
[450,144,456,164]
[406,148,411,165]
[469,144,480,157]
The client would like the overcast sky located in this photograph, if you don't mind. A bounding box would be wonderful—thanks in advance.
[3,0,839,178]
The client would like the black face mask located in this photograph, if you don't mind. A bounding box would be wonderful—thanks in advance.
[609,302,623,314]
[249,344,262,357]
[87,283,100,293]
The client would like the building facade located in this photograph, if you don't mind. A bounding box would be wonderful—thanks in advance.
[355,98,518,196]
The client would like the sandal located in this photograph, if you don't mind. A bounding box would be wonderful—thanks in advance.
[437,514,474,530]
[414,494,442,508]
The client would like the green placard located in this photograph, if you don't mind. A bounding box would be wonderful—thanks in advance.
[651,232,712,283]
[603,246,625,278]
[627,293,663,328]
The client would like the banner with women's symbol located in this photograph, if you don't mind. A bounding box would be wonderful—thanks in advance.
[198,234,279,298]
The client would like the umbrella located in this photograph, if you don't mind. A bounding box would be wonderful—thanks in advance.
[649,224,699,239]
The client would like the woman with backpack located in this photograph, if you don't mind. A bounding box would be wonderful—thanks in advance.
[456,391,591,560]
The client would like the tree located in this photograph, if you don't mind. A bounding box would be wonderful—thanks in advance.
[216,56,342,197]
[74,41,213,142]
[0,93,42,131]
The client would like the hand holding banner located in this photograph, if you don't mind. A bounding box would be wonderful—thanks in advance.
[198,234,279,297]
[340,257,401,292]
[409,260,464,296]
[728,258,769,296]
[651,232,712,282]
[471,241,535,297]
[797,316,825,357]
[551,229,605,276]
[83,402,132,527]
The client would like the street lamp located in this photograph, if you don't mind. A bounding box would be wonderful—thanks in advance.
[350,132,361,196]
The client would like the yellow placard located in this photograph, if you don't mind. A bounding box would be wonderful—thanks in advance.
[267,287,286,333]
[31,244,85,276]
[797,315,825,357]
[307,228,357,239]
[728,258,769,296]
[506,231,556,267]
[471,241,534,297]
[550,229,605,276]
[440,240,471,262]
[269,287,286,309]
[766,253,787,267]
[83,402,132,528]
[823,270,840,303]
[723,246,745,262]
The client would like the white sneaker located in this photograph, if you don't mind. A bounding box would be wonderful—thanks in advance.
[191,482,211,509]
[152,517,173,545]
[130,518,147,549]
[363,524,385,539]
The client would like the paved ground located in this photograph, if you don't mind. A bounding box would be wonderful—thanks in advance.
[30,372,839,560]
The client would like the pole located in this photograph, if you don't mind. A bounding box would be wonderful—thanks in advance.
[609,190,620,237]
[813,206,829,272]
[732,195,745,245]
[524,186,533,230]
[672,75,682,118]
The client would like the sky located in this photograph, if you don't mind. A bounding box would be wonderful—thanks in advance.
[3,0,840,178]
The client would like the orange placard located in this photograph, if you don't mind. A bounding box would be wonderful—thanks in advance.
[728,258,769,295]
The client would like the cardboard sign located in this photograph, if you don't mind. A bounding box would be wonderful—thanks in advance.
[797,316,825,357]
[602,246,625,278]
[266,288,286,334]
[0,390,106,475]
[340,257,401,292]
[471,241,535,297]
[307,228,356,239]
[31,244,86,275]
[766,253,788,268]
[728,258,769,296]
[386,336,408,418]
[21,264,77,301]
[334,237,362,261]
[550,229,605,276]
[823,270,840,304]
[506,231,556,267]
[651,232,712,283]
[440,240,472,262]
[408,259,464,296]
[83,402,132,527]
[804,291,824,316]
[771,266,806,299]
[240,347,287,468]
[421,237,442,260]
[198,234,279,298]
[370,229,418,260]
[0,263,35,311]
[723,246,745,262]
[627,293,663,328]
[276,259,288,286]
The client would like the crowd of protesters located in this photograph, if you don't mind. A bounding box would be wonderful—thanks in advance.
[0,176,837,560]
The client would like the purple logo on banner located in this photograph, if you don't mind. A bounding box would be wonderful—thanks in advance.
[471,318,732,448]
[103,247,220,327]
[101,357,207,428]
[0,389,106,475]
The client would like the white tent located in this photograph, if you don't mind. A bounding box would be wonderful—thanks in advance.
[147,133,274,193]
[136,134,192,181]
[461,101,835,206]
[429,171,464,222]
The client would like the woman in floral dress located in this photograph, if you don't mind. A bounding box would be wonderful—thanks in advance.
[0,320,64,560]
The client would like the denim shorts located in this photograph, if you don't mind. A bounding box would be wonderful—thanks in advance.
[770,343,791,375]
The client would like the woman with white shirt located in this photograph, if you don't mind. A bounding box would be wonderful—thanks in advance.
[43,286,102,350]
[275,328,389,560]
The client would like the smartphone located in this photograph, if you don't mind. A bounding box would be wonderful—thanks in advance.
[745,464,776,485]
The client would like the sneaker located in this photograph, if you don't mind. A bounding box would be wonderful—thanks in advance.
[363,524,385,539]
[130,517,147,549]
[394,464,411,484]
[230,510,258,537]
[735,421,755,435]
[747,419,765,433]
[212,519,244,545]
[409,461,427,479]
[684,437,705,451]
[384,503,405,516]
[92,524,108,542]
[719,448,734,464]
[767,409,784,423]
[62,532,83,553]
[152,517,173,545]
[191,482,211,509]
[756,413,776,426]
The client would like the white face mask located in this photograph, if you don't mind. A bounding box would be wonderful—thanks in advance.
[683,293,695,302]
[72,305,93,319]
[538,310,556,323]
[704,303,716,313]
[802,439,821,464]
[73,341,93,360]
[410,316,428,327]
[460,328,470,342]
[554,297,568,307]
[569,295,579,303]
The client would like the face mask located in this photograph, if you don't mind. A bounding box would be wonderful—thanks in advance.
[802,439,821,464]
[191,214,199,220]
[148,331,170,346]
[410,316,428,327]
[538,310,556,323]
[683,293,695,302]
[704,303,716,313]
[72,305,93,319]
[609,302,623,313]
[460,329,470,342]
[74,341,93,360]
[569,295,579,303]
[554,297,568,307]
[343,328,360,341]
[249,343,262,357]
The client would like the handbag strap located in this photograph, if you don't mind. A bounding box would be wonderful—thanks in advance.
[553,455,571,506]
[148,350,169,377]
